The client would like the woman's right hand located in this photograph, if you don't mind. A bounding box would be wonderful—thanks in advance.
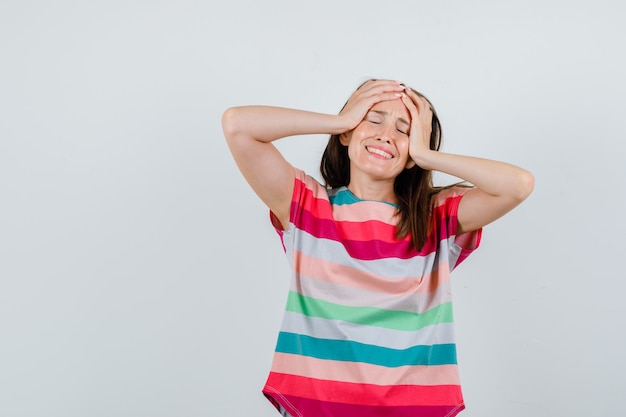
[337,79,406,132]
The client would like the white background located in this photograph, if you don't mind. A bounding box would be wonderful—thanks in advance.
[1,1,625,416]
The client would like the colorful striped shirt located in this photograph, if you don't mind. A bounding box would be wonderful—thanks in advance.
[263,169,482,417]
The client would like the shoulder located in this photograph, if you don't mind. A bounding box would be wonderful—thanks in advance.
[431,184,474,208]
[292,168,329,201]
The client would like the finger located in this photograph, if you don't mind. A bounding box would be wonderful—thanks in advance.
[350,87,403,109]
[401,92,432,149]
[352,91,402,114]
[404,88,432,116]
[357,79,405,97]
[339,83,403,122]
[361,79,404,89]
[400,92,419,122]
[402,88,425,111]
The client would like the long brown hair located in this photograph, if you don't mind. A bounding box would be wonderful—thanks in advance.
[320,80,443,251]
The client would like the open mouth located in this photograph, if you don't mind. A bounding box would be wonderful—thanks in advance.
[366,146,393,159]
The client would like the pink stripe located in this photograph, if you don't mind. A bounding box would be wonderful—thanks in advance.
[432,188,469,208]
[293,252,451,295]
[270,352,460,386]
[263,393,465,417]
[336,219,403,243]
[332,200,398,223]
[295,207,441,258]
[290,176,333,224]
[454,229,482,266]
[291,268,451,313]
[265,372,462,406]
[340,237,432,260]
[294,174,474,247]
[291,175,475,259]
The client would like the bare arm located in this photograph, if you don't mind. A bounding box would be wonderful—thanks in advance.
[222,81,405,228]
[401,90,534,234]
[222,106,345,228]
[415,152,534,234]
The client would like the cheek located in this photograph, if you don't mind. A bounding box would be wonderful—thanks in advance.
[346,141,360,161]
[352,124,371,139]
[396,137,411,154]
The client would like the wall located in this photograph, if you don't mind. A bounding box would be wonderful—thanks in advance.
[1,1,624,416]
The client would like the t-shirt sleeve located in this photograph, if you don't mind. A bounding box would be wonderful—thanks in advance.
[432,187,482,269]
[269,167,312,230]
[269,168,328,251]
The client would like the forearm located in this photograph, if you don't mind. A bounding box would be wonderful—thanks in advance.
[222,105,349,144]
[415,150,534,201]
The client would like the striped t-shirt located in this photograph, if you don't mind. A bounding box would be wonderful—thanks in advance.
[263,168,482,417]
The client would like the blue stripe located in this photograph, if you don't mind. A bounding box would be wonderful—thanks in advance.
[329,187,397,207]
[275,331,457,367]
[329,188,360,206]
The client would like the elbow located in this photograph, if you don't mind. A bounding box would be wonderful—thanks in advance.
[221,107,241,142]
[513,169,535,202]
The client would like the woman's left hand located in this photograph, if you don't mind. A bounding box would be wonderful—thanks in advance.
[400,89,434,168]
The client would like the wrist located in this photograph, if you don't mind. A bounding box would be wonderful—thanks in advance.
[331,114,358,135]
[410,148,438,170]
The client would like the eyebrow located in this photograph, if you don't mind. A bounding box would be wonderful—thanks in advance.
[369,110,410,127]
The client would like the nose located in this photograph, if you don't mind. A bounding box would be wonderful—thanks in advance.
[376,123,394,143]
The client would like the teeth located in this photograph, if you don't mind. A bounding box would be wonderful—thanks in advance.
[366,146,393,159]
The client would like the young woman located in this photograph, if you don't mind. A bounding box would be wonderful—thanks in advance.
[222,79,534,417]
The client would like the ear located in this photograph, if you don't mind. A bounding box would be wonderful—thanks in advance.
[339,131,351,146]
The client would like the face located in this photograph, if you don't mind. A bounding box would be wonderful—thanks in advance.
[341,98,415,182]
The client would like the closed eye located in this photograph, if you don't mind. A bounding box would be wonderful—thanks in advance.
[365,111,382,124]
[397,121,410,135]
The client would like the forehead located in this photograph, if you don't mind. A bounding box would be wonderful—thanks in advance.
[369,99,410,119]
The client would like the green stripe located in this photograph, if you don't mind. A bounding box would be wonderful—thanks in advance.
[285,291,453,331]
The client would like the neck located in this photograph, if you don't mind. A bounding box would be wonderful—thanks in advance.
[347,173,397,204]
